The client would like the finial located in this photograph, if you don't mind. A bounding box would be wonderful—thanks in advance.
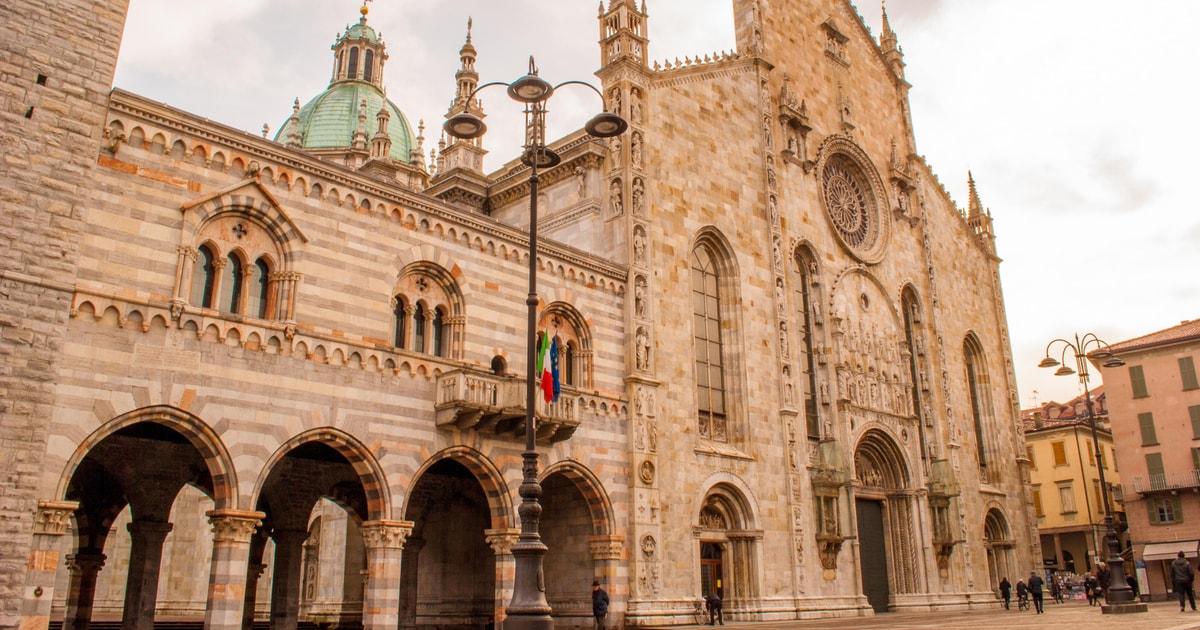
[292,97,300,114]
[262,123,269,138]
[467,17,473,43]
[361,0,372,18]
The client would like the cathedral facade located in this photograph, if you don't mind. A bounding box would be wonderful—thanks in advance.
[0,1,1038,629]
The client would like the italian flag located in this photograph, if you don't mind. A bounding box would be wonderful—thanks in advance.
[535,331,560,403]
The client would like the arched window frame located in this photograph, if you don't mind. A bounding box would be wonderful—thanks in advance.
[392,295,408,349]
[692,243,727,442]
[192,243,217,308]
[348,46,359,79]
[793,245,823,440]
[964,334,998,482]
[364,49,374,83]
[392,263,466,361]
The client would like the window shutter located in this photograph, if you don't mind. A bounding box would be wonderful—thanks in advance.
[1138,412,1158,446]
[1181,357,1199,391]
[1130,365,1149,398]
[1052,441,1067,466]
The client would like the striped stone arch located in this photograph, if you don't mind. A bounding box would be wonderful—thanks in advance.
[695,471,760,531]
[55,404,237,510]
[180,179,309,266]
[542,460,614,536]
[407,446,514,529]
[251,427,391,522]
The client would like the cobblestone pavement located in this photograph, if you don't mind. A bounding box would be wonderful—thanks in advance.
[674,600,1200,630]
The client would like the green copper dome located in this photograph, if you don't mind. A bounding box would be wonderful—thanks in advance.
[277,82,415,163]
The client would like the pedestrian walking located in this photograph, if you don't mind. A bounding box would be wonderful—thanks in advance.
[1027,571,1045,614]
[592,580,609,630]
[999,577,1011,610]
[1015,580,1028,611]
[1172,551,1196,612]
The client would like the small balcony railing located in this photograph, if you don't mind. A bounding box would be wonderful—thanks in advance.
[434,369,579,443]
[1131,470,1200,494]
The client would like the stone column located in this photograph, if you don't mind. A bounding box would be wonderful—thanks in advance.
[240,562,267,630]
[268,528,307,630]
[64,550,106,630]
[486,529,520,627]
[20,500,78,630]
[397,536,425,630]
[202,509,263,630]
[361,520,413,630]
[589,536,625,625]
[121,519,174,630]
[1053,533,1064,571]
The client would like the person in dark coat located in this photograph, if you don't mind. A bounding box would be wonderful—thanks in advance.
[1027,571,1045,614]
[999,577,1011,610]
[1083,574,1098,606]
[1172,551,1196,612]
[592,580,610,630]
[705,592,723,625]
[1015,580,1028,610]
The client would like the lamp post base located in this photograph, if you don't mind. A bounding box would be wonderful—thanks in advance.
[1100,602,1148,614]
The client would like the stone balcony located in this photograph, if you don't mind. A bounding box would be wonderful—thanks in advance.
[434,369,579,443]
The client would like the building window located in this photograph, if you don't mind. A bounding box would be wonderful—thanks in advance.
[430,306,445,357]
[797,251,821,440]
[1150,497,1181,525]
[392,296,407,348]
[1138,412,1158,446]
[964,335,993,472]
[348,46,359,79]
[1146,452,1165,491]
[364,49,374,82]
[1087,441,1096,467]
[1052,441,1067,466]
[1130,365,1149,398]
[191,244,217,308]
[413,303,427,353]
[692,245,727,442]
[1192,405,1200,439]
[1058,483,1076,514]
[221,253,243,314]
[1032,487,1044,517]
[1027,445,1037,469]
[1182,357,1199,391]
[248,258,271,319]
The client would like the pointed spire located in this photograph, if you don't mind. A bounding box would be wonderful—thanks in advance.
[880,1,897,52]
[353,97,369,151]
[371,94,391,159]
[411,120,427,170]
[284,97,303,148]
[967,171,983,219]
[448,18,482,118]
[879,1,905,80]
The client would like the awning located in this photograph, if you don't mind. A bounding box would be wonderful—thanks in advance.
[1142,540,1200,562]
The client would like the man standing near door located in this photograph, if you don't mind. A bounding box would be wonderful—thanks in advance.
[592,580,609,630]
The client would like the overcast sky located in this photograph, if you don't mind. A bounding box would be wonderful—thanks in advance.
[112,0,1200,407]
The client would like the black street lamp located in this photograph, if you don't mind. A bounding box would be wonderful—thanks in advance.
[444,56,626,630]
[1039,333,1145,613]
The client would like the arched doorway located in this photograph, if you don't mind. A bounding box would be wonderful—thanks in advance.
[55,406,236,630]
[696,482,761,616]
[401,457,501,629]
[540,463,615,626]
[985,508,1016,592]
[853,430,918,613]
[250,428,389,629]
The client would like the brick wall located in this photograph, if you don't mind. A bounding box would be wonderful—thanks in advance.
[0,1,128,626]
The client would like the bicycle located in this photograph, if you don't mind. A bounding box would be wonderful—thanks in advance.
[1017,593,1030,611]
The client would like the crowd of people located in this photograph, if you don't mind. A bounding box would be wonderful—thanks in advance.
[998,562,1143,612]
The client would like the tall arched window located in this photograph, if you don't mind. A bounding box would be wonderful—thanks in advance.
[392,296,407,348]
[562,339,576,386]
[191,244,216,308]
[221,253,243,314]
[348,46,359,79]
[431,307,445,358]
[902,290,928,465]
[964,335,995,480]
[364,49,374,82]
[692,245,727,442]
[248,258,271,319]
[795,249,821,440]
[413,303,427,353]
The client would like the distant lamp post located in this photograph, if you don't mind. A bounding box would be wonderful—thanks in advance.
[1039,333,1145,613]
[444,56,626,630]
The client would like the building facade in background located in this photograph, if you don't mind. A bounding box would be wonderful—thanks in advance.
[1021,392,1126,579]
[1100,319,1200,601]
[0,1,1038,628]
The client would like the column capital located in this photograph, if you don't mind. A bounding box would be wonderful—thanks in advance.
[361,520,414,550]
[35,500,79,535]
[205,509,264,543]
[588,535,625,560]
[66,551,107,574]
[485,528,520,555]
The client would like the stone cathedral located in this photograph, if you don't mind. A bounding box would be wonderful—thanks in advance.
[0,1,1039,629]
